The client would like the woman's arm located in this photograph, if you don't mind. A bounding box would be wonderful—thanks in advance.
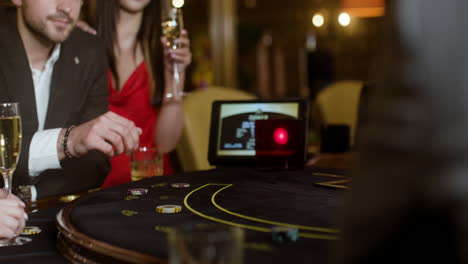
[156,30,192,153]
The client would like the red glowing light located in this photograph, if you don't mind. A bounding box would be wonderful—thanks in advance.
[273,127,288,145]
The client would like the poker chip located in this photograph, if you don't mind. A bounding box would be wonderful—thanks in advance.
[151,183,167,188]
[21,226,42,235]
[156,205,182,214]
[171,183,190,188]
[127,188,148,196]
[271,226,299,243]
[121,210,139,217]
[125,195,139,201]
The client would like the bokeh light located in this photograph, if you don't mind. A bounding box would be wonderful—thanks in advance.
[312,13,325,28]
[172,0,184,8]
[338,12,351,27]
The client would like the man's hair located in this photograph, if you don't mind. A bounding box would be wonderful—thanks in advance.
[95,1,165,106]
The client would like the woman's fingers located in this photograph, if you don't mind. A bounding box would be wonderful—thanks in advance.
[0,198,26,239]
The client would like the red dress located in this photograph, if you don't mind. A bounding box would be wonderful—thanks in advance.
[101,62,173,188]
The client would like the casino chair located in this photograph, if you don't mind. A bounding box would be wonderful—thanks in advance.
[314,80,364,147]
[176,86,256,172]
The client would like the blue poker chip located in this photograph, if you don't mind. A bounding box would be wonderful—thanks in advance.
[271,226,299,243]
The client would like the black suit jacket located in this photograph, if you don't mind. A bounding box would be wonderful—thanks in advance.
[338,1,468,263]
[0,7,110,199]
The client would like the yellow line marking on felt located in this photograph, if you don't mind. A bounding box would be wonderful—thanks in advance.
[243,242,273,251]
[315,179,350,190]
[211,184,339,234]
[183,184,339,240]
[312,172,345,178]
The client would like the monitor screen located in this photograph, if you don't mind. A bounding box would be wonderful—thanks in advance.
[208,99,308,166]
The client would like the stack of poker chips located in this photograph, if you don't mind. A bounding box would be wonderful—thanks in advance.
[127,189,148,196]
[171,183,190,188]
[156,205,182,214]
[21,226,42,235]
[271,226,299,243]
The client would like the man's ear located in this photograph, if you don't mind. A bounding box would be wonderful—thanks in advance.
[10,0,22,8]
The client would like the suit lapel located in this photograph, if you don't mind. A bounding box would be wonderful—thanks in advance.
[45,39,81,129]
[0,9,38,131]
[45,49,66,128]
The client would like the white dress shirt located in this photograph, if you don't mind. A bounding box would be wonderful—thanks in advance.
[28,45,63,200]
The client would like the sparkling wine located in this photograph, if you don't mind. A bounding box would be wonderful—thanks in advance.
[161,19,181,49]
[0,103,29,247]
[0,116,21,174]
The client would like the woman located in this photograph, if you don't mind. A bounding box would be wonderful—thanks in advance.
[95,0,192,187]
[0,191,27,241]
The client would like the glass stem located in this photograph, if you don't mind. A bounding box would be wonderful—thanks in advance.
[3,170,12,195]
[173,63,180,95]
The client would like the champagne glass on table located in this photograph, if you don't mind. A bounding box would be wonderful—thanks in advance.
[161,3,187,99]
[0,103,21,195]
[0,103,30,246]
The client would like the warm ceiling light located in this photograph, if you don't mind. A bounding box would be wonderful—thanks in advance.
[338,12,351,27]
[341,0,385,17]
[312,13,325,28]
[172,0,184,8]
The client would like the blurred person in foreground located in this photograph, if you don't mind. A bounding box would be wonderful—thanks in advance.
[337,1,468,263]
[0,0,141,201]
[0,190,26,241]
[94,0,191,187]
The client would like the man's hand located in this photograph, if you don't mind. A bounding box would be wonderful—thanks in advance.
[58,111,142,159]
[0,191,27,240]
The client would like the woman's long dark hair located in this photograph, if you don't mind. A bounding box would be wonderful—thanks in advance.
[95,0,165,106]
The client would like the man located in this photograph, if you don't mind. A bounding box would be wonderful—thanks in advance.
[338,1,468,263]
[0,0,141,200]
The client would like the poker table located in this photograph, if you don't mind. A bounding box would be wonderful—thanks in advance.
[0,159,350,264]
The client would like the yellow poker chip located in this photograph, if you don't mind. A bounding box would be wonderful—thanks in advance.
[151,183,168,188]
[125,195,139,201]
[121,210,139,216]
[156,205,182,214]
[21,226,42,235]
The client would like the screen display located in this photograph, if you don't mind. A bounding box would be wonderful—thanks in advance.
[216,102,300,157]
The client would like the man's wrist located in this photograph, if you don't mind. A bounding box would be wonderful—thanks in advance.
[62,126,75,159]
[57,128,67,160]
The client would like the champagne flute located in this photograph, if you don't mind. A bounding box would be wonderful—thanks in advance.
[0,102,30,247]
[161,5,186,99]
[0,103,21,195]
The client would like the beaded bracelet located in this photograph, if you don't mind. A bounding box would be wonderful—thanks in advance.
[63,125,75,159]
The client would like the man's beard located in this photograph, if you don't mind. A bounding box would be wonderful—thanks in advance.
[21,11,73,44]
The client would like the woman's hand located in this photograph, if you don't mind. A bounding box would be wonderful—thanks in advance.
[76,20,97,35]
[0,191,27,240]
[161,29,192,73]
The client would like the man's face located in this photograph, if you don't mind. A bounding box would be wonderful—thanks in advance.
[13,0,83,43]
